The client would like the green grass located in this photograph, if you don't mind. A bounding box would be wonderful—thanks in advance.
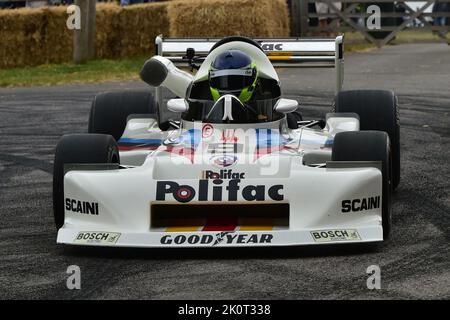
[0,56,147,87]
[393,30,448,43]
[344,30,448,52]
[0,30,446,88]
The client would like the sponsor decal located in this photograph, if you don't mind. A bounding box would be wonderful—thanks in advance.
[341,196,380,213]
[74,232,120,244]
[65,198,99,215]
[311,229,361,243]
[254,128,290,161]
[220,129,238,143]
[208,143,242,168]
[212,155,238,167]
[261,43,283,51]
[156,180,283,203]
[117,137,162,151]
[213,231,231,245]
[202,124,214,138]
[201,170,245,180]
[160,231,273,246]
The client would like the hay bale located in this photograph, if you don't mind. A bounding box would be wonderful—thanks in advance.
[44,7,73,64]
[96,2,170,59]
[0,6,70,68]
[0,3,170,68]
[0,8,47,68]
[0,0,289,69]
[114,2,169,58]
[96,3,122,59]
[167,0,290,38]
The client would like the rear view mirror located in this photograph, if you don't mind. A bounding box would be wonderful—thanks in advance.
[167,98,189,113]
[274,98,298,113]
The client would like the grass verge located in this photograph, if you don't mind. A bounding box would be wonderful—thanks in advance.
[0,56,147,88]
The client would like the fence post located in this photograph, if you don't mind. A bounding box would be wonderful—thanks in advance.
[87,0,96,60]
[290,0,309,37]
[299,0,309,37]
[290,0,300,36]
[74,0,96,64]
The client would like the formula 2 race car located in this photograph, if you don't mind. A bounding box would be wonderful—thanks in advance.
[53,35,400,248]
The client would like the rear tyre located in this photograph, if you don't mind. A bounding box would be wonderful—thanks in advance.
[333,89,400,190]
[53,134,120,230]
[89,90,156,140]
[332,131,392,240]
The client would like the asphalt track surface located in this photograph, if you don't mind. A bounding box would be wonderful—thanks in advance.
[0,43,449,299]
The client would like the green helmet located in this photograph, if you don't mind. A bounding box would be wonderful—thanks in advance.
[209,50,258,103]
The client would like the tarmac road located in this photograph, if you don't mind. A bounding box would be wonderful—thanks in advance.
[0,43,449,299]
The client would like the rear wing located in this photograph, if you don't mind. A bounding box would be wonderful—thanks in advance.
[154,35,344,106]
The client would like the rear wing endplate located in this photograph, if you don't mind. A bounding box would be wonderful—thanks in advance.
[155,35,344,106]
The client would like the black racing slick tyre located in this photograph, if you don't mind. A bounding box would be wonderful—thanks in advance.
[88,90,156,141]
[332,131,392,240]
[53,134,120,230]
[333,90,400,190]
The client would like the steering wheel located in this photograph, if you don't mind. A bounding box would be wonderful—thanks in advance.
[204,96,259,123]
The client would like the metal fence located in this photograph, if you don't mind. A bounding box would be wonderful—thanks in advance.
[290,0,450,46]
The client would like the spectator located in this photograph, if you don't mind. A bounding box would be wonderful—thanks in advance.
[433,1,449,37]
[315,1,342,36]
[0,1,26,9]
[27,1,49,8]
[308,2,318,28]
[121,0,157,6]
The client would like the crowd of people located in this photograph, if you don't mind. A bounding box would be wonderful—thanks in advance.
[119,0,163,4]
[433,1,450,36]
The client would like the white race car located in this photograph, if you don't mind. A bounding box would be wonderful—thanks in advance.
[53,36,400,248]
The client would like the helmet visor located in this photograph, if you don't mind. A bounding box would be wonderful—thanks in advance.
[209,69,255,91]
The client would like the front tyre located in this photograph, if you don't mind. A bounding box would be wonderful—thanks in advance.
[333,90,400,190]
[332,131,392,240]
[53,134,120,230]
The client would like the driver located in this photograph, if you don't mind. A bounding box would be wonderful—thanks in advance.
[207,49,302,126]
[208,50,259,103]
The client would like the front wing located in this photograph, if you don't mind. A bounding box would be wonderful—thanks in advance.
[57,164,384,248]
